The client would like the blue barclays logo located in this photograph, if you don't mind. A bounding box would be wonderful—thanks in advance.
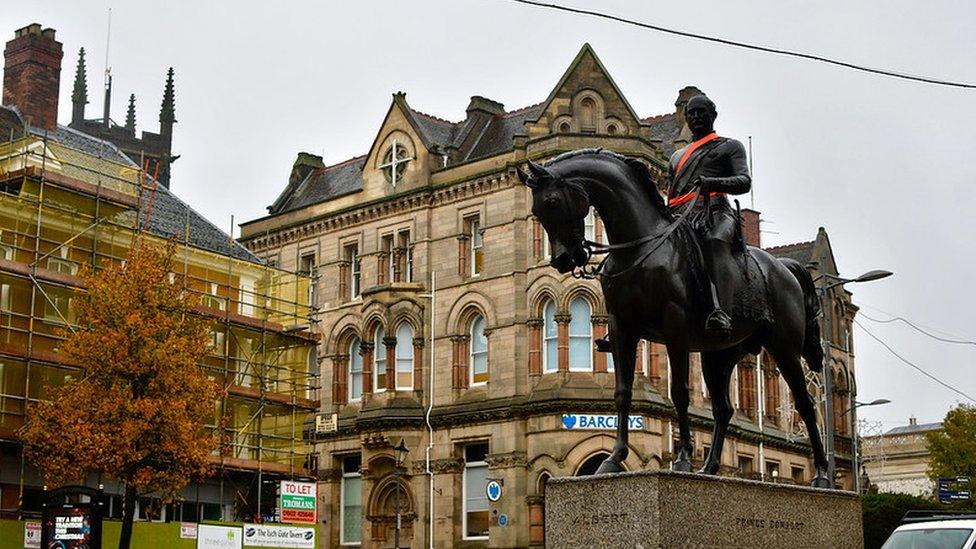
[561,414,644,430]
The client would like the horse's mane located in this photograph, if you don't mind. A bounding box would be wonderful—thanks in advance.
[544,148,672,220]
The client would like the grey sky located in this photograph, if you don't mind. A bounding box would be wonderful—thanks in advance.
[4,0,974,430]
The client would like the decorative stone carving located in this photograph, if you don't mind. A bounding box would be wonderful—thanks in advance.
[487,451,529,469]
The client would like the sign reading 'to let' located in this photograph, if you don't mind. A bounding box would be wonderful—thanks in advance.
[280,481,317,525]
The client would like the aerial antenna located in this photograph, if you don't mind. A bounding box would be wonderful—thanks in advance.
[102,7,113,127]
[747,135,754,209]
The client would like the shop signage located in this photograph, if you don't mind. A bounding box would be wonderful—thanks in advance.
[181,522,198,539]
[23,521,41,548]
[243,524,315,548]
[315,413,337,434]
[561,414,644,430]
[486,480,502,502]
[280,481,317,524]
[197,524,242,549]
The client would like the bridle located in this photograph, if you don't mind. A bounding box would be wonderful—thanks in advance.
[570,188,702,280]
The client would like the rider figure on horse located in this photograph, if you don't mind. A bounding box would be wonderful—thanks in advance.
[596,94,751,352]
[670,94,752,337]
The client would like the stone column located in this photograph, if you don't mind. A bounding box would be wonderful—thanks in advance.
[383,336,397,391]
[555,314,571,372]
[360,341,374,395]
[412,337,424,392]
[527,319,542,376]
[332,353,349,406]
[592,314,608,372]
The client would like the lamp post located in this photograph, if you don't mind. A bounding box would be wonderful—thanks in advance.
[842,399,891,494]
[815,264,892,489]
[394,439,409,549]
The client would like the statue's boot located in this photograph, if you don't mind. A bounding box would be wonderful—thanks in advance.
[705,280,732,338]
[595,334,611,353]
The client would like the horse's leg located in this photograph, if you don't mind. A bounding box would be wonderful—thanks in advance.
[699,347,743,475]
[596,320,637,475]
[667,344,693,472]
[771,346,831,488]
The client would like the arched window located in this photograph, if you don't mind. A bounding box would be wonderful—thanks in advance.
[395,323,414,390]
[542,300,558,373]
[579,97,596,130]
[606,124,618,135]
[470,315,488,385]
[559,122,571,133]
[576,452,613,476]
[584,208,596,242]
[374,326,386,392]
[349,337,363,401]
[569,297,592,371]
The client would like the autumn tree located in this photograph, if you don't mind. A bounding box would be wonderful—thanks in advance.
[20,241,220,549]
[926,403,976,502]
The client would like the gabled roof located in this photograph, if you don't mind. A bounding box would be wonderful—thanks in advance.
[766,240,816,265]
[530,43,644,126]
[270,156,366,215]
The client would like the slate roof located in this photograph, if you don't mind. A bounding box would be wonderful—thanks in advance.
[271,156,367,215]
[0,105,261,264]
[885,422,942,436]
[643,113,681,157]
[766,241,816,265]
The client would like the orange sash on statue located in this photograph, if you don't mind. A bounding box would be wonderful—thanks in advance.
[674,131,718,177]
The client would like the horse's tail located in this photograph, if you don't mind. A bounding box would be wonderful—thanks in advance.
[780,257,824,372]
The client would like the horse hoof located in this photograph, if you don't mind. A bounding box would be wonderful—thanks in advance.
[810,476,832,489]
[595,458,624,475]
[671,459,693,473]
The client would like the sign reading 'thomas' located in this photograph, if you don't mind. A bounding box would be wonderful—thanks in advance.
[280,481,317,525]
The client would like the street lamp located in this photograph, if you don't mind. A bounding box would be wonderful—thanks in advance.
[842,399,892,493]
[815,265,892,489]
[394,439,409,549]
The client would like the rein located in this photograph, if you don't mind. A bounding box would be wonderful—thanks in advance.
[572,188,701,280]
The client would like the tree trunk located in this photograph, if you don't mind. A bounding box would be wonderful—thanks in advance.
[119,484,137,549]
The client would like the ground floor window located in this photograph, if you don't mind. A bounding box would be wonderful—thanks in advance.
[463,442,489,539]
[576,452,612,476]
[341,455,362,545]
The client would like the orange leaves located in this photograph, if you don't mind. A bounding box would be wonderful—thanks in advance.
[20,241,218,498]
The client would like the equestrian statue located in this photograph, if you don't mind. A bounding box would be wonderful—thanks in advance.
[518,94,831,488]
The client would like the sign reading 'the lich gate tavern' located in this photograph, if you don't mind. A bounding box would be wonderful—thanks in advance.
[280,481,317,524]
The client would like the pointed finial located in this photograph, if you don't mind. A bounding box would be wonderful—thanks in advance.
[160,67,176,126]
[125,93,136,131]
[72,48,88,105]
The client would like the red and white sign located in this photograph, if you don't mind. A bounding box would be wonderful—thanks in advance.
[279,481,317,525]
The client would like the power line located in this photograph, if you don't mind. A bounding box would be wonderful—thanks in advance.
[854,319,976,404]
[859,312,976,347]
[505,0,976,90]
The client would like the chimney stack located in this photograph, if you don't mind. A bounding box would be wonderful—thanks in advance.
[740,208,761,248]
[3,24,63,132]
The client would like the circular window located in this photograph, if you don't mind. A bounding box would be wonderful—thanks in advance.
[607,124,618,135]
[381,142,411,186]
[559,122,571,133]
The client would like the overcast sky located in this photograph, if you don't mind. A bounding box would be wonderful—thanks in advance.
[4,1,974,430]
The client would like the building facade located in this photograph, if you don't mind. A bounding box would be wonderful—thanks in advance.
[861,418,942,497]
[0,24,317,523]
[241,44,859,548]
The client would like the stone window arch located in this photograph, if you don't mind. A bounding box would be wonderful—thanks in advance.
[576,452,614,476]
[573,90,605,133]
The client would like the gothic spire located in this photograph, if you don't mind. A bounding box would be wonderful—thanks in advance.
[71,47,88,125]
[125,93,136,132]
[159,67,176,130]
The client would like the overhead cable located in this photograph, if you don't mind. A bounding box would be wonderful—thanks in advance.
[859,312,976,347]
[854,320,976,404]
[505,0,976,89]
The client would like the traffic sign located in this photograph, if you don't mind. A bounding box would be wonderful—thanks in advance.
[486,480,502,502]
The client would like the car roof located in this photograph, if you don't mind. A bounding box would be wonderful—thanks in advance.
[896,520,976,530]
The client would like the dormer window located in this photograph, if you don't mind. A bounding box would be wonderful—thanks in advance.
[380,140,412,189]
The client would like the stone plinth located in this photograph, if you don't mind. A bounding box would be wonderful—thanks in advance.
[545,470,863,549]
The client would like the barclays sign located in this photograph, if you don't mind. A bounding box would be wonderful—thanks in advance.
[562,414,644,430]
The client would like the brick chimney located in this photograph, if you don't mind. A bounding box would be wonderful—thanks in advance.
[3,24,63,132]
[740,208,761,248]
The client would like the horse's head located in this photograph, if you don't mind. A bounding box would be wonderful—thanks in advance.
[517,161,590,274]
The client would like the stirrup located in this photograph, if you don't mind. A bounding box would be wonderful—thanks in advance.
[595,335,612,353]
[705,309,732,337]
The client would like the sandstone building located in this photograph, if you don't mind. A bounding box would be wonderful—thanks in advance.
[240,45,860,548]
[861,417,941,497]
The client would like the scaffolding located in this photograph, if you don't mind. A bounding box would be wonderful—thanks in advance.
[0,127,319,521]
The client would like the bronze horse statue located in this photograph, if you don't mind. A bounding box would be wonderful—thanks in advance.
[518,150,831,488]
